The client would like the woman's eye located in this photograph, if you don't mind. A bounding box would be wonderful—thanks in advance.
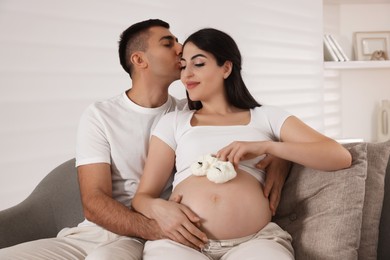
[195,63,205,67]
[180,65,186,70]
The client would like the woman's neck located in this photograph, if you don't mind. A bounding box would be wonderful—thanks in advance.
[197,103,243,115]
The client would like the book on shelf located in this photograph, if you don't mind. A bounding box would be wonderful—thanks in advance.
[323,34,349,62]
[323,35,338,61]
[328,34,349,61]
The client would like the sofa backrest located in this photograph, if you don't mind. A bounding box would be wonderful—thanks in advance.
[378,153,390,260]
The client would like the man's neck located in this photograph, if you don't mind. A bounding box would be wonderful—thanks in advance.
[126,84,169,108]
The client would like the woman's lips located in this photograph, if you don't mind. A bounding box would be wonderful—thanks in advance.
[186,81,199,90]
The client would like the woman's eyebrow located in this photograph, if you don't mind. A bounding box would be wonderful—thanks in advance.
[180,54,207,61]
[180,54,207,62]
[191,54,206,60]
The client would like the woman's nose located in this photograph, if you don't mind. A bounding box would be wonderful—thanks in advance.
[181,66,193,79]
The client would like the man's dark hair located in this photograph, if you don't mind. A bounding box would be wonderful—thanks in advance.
[118,19,169,78]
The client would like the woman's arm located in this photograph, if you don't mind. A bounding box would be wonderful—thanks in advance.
[217,116,352,171]
[132,136,208,249]
[271,116,351,170]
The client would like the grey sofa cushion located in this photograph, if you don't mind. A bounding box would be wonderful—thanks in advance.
[378,152,390,260]
[358,141,390,260]
[274,143,368,260]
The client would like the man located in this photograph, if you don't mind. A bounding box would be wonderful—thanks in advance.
[0,19,289,259]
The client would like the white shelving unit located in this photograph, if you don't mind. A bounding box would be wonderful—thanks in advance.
[324,60,390,70]
[323,0,390,69]
[323,0,390,142]
[324,0,390,4]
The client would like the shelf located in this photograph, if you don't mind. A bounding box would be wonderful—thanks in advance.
[324,60,390,70]
[324,0,390,4]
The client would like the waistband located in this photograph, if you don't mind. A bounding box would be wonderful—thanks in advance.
[202,233,256,252]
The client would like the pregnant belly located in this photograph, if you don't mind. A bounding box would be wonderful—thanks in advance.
[171,169,272,240]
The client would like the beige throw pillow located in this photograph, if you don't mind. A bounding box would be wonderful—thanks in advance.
[357,140,390,260]
[274,143,367,260]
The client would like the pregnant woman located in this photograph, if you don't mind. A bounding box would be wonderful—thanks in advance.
[132,28,352,260]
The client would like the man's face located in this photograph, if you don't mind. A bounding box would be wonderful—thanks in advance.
[144,27,182,83]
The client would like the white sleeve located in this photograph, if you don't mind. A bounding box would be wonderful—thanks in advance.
[151,111,178,151]
[261,106,291,140]
[75,104,111,167]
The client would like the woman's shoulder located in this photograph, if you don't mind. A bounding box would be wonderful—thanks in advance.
[162,108,194,120]
[251,105,292,140]
[252,105,290,117]
[154,109,194,142]
[158,109,195,129]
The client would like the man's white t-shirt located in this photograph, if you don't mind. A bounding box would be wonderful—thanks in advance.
[75,91,186,226]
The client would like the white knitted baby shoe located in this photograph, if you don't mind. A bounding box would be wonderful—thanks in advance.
[190,154,218,176]
[206,160,237,184]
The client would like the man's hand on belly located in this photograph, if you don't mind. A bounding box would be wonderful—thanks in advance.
[153,196,208,250]
[256,154,291,216]
[169,194,201,229]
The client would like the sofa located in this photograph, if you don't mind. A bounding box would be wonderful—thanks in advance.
[0,141,389,260]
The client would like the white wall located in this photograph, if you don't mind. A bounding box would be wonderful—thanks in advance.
[323,3,390,141]
[339,4,390,60]
[340,4,390,141]
[0,0,322,210]
[341,69,390,141]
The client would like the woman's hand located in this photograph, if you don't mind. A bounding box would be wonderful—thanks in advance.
[216,141,270,167]
[150,198,208,250]
[217,141,291,216]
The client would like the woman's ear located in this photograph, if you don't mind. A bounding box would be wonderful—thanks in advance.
[223,61,233,79]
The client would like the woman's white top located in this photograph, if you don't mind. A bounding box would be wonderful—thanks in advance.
[152,105,291,189]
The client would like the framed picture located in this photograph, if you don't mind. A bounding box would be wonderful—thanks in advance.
[354,31,390,61]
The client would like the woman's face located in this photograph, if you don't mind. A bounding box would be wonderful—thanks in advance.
[180,42,229,102]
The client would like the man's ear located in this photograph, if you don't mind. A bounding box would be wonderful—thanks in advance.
[130,51,148,69]
[223,61,233,79]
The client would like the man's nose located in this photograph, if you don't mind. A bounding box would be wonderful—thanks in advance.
[176,42,183,55]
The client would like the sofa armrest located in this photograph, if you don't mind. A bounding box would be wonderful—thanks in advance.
[0,159,84,249]
[0,194,60,248]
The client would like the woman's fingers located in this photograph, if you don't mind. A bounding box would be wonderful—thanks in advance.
[217,141,251,166]
[217,142,239,164]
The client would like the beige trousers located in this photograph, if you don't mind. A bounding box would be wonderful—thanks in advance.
[144,222,294,260]
[0,225,143,260]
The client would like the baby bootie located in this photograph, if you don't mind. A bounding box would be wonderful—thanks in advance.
[190,154,218,176]
[206,160,237,184]
[190,154,237,184]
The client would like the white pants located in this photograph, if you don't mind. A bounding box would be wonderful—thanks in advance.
[0,226,143,260]
[144,222,294,260]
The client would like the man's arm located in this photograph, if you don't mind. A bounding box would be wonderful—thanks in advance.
[256,155,291,216]
[77,163,163,240]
